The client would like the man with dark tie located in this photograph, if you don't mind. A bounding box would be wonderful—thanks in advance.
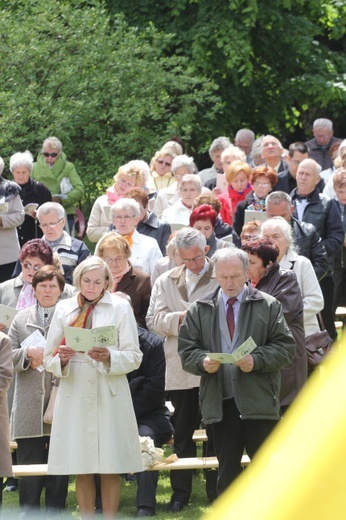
[178,248,295,496]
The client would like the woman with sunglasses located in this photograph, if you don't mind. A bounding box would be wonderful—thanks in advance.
[32,136,84,233]
[146,148,177,196]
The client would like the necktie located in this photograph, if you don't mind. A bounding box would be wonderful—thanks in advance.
[227,298,237,339]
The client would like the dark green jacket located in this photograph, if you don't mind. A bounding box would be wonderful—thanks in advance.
[32,152,84,215]
[178,285,295,423]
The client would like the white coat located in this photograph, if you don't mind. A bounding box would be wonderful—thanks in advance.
[130,229,162,276]
[44,291,143,475]
[280,250,324,336]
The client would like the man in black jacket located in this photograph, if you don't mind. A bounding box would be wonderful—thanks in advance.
[291,159,344,340]
[266,191,328,282]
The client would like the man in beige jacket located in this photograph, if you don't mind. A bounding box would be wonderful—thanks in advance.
[146,227,219,513]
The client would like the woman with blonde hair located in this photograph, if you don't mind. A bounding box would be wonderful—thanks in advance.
[44,256,143,518]
[146,149,177,195]
[86,163,144,243]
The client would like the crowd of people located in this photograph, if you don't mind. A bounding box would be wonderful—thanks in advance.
[0,119,345,518]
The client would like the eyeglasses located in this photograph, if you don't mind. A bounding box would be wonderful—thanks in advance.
[180,254,205,265]
[22,262,43,271]
[102,256,126,265]
[113,215,136,221]
[254,182,270,188]
[157,159,172,168]
[43,152,58,158]
[241,235,259,241]
[39,217,64,229]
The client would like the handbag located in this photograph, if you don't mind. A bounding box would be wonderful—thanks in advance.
[139,436,178,470]
[305,314,333,370]
[43,382,58,425]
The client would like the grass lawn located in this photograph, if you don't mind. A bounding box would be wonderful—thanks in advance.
[2,470,215,519]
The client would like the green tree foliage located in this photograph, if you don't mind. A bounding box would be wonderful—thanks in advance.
[106,0,346,142]
[0,0,221,210]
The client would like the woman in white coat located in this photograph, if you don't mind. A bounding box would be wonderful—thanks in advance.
[44,256,143,518]
[261,217,324,336]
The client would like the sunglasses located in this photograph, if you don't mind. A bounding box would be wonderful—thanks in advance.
[43,152,58,158]
[157,159,172,168]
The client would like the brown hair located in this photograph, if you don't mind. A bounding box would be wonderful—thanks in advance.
[32,265,65,292]
[124,187,149,208]
[193,193,221,214]
[250,165,277,188]
[333,169,346,190]
[97,232,131,260]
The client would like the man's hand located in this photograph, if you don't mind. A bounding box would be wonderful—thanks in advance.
[203,356,221,374]
[235,354,254,373]
[178,311,187,327]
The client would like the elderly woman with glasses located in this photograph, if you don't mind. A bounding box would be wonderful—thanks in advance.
[86,163,144,243]
[233,165,278,236]
[95,232,151,328]
[0,156,25,283]
[153,155,204,217]
[32,136,84,233]
[108,198,162,276]
[10,150,52,247]
[36,202,90,284]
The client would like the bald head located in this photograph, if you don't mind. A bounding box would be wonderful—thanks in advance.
[296,158,321,196]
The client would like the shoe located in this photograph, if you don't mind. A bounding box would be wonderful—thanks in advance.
[5,485,18,492]
[136,507,155,517]
[166,500,188,513]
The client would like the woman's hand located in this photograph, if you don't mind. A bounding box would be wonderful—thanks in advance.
[27,345,44,369]
[57,346,76,367]
[0,323,6,333]
[88,347,110,363]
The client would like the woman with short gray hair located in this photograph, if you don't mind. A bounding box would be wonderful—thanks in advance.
[161,174,203,229]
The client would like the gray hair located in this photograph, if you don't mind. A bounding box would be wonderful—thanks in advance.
[298,158,322,176]
[42,136,62,153]
[127,160,150,183]
[110,198,141,219]
[250,136,264,161]
[266,191,292,208]
[175,227,206,251]
[10,150,34,173]
[161,141,183,156]
[179,174,202,192]
[0,156,4,176]
[313,118,333,131]
[221,145,246,163]
[235,129,255,143]
[171,154,195,175]
[261,217,293,249]
[212,247,249,272]
[261,135,283,151]
[36,202,65,221]
[73,256,114,292]
[209,137,231,158]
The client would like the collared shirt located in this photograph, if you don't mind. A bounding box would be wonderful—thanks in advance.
[295,198,309,222]
[185,260,209,298]
[220,285,246,327]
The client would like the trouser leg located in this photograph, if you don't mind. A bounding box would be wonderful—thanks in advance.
[136,424,158,510]
[320,275,337,340]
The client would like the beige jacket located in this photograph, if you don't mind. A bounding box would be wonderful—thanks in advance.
[146,262,219,390]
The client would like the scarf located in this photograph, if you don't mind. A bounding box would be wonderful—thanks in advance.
[16,282,36,310]
[0,177,21,200]
[113,262,131,290]
[106,186,122,205]
[122,230,134,247]
[68,291,105,329]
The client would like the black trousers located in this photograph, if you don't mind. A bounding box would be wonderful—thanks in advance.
[320,275,337,340]
[16,436,69,512]
[212,398,278,496]
[169,387,201,503]
[136,424,159,510]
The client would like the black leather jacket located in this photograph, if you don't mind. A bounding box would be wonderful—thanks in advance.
[291,188,344,272]
[291,217,328,281]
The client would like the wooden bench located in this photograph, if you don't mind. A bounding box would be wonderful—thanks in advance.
[12,455,250,477]
[10,441,18,452]
[192,429,208,443]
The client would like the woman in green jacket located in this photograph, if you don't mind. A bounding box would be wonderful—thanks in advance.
[32,136,84,232]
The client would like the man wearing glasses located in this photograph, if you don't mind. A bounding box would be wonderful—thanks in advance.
[146,227,219,513]
[36,202,90,284]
